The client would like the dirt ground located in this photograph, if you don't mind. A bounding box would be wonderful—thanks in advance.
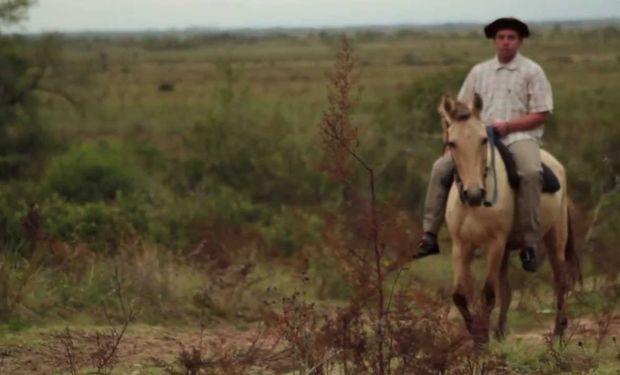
[1,315,619,374]
[0,325,285,374]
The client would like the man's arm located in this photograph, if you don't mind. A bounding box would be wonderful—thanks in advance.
[491,111,550,137]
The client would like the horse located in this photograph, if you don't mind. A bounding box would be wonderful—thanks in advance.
[438,93,581,344]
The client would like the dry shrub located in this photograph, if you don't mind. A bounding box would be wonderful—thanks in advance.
[112,237,261,322]
[266,290,338,374]
[536,330,596,374]
[156,36,511,375]
[156,326,277,375]
[49,328,81,375]
[262,37,509,375]
[583,188,620,286]
[265,284,511,374]
[188,227,263,321]
[48,326,133,375]
[0,347,8,373]
[187,224,263,267]
[168,339,265,375]
[0,253,43,319]
[45,269,135,375]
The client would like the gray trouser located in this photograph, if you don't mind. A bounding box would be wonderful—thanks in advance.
[422,139,542,247]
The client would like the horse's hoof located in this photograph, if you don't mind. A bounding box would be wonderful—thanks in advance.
[473,337,490,352]
[554,316,568,336]
[520,247,538,272]
[494,329,506,342]
[472,327,490,346]
[465,321,474,335]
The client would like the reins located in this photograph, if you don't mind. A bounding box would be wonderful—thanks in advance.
[483,126,498,207]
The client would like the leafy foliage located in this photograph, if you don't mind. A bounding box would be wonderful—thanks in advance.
[0,0,33,26]
[43,142,145,203]
[0,38,46,179]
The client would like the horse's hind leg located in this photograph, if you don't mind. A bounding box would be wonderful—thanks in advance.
[451,241,475,334]
[495,250,511,341]
[544,223,569,336]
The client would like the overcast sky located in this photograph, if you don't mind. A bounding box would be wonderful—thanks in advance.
[19,0,620,32]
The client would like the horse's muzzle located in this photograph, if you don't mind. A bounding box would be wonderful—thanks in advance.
[463,187,485,206]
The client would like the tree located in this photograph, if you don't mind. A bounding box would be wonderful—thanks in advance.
[0,0,34,26]
[0,0,47,179]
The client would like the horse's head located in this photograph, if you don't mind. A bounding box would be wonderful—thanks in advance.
[438,93,488,206]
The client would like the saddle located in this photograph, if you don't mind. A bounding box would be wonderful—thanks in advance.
[441,141,561,193]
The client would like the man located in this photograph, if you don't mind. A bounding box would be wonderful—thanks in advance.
[415,17,553,272]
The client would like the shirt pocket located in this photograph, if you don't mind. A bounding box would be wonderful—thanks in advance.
[509,77,528,115]
[480,91,495,122]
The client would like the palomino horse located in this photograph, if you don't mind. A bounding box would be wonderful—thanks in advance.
[438,94,581,344]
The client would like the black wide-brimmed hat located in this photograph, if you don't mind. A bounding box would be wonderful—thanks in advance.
[484,17,530,38]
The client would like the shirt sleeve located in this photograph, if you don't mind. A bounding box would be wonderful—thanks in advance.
[528,67,553,113]
[457,67,477,103]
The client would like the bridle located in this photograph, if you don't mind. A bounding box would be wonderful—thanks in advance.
[483,126,499,207]
[448,126,499,207]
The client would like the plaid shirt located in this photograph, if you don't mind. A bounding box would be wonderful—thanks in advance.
[457,53,553,146]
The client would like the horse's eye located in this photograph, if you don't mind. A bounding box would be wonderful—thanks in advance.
[481,138,488,146]
[446,141,456,149]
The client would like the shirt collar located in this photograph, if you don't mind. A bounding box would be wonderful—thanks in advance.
[493,52,522,71]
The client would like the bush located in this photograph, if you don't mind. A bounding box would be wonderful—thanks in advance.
[396,67,469,134]
[0,182,37,252]
[181,72,329,207]
[145,185,265,249]
[37,142,150,252]
[43,141,146,203]
[42,195,137,253]
[262,207,323,257]
[361,68,467,212]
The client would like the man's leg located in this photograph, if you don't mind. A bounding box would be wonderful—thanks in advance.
[416,151,453,258]
[507,139,542,272]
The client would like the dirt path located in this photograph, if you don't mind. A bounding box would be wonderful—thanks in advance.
[1,313,619,374]
[0,325,282,374]
[512,314,620,342]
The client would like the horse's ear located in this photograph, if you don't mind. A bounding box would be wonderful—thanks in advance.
[438,94,455,141]
[472,93,483,118]
[438,94,456,123]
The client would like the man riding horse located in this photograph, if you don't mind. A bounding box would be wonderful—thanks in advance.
[416,17,553,273]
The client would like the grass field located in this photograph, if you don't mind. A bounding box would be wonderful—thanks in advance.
[1,24,619,373]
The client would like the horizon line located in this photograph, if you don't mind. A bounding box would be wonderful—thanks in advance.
[14,16,620,35]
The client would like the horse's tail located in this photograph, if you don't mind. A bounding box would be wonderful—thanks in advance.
[565,206,582,287]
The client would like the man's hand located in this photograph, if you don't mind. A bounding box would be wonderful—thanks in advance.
[487,112,550,137]
[487,121,511,137]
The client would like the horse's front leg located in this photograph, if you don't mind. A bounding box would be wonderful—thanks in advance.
[451,240,475,334]
[474,236,507,345]
[495,250,511,341]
